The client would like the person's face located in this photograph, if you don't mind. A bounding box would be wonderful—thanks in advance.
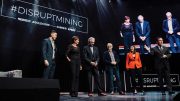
[157,38,163,46]
[89,39,95,46]
[130,46,135,52]
[51,32,57,41]
[74,39,79,45]
[166,13,172,20]
[138,16,144,23]
[125,19,130,23]
[107,44,113,50]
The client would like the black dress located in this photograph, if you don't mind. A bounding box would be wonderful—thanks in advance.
[66,44,81,96]
[121,23,134,53]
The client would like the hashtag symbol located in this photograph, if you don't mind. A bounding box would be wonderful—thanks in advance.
[11,5,17,12]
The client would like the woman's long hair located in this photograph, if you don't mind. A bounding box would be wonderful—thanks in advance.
[130,45,136,54]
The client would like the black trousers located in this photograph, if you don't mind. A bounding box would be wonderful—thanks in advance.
[128,68,143,91]
[157,63,172,92]
[43,60,56,79]
[70,59,80,94]
[87,67,104,93]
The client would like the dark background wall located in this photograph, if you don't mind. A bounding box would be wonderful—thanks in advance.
[0,0,180,91]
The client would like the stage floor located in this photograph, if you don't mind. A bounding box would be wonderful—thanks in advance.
[60,91,179,101]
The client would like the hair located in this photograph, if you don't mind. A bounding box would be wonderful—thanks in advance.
[71,36,79,43]
[137,15,143,19]
[107,43,113,48]
[130,45,136,54]
[166,12,172,16]
[156,37,163,41]
[124,16,130,21]
[51,30,57,34]
[88,37,95,43]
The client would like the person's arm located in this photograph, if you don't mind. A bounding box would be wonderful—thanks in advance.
[115,51,120,63]
[103,52,112,65]
[138,53,142,66]
[131,24,136,42]
[42,39,49,67]
[126,53,129,70]
[145,22,151,37]
[83,46,91,64]
[42,39,48,60]
[162,20,168,33]
[135,23,141,37]
[96,47,100,64]
[66,45,71,62]
[174,19,180,33]
[144,45,154,55]
[165,47,171,58]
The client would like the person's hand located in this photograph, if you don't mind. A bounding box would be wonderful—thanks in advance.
[162,55,167,58]
[177,32,180,35]
[142,36,146,41]
[111,61,117,65]
[44,60,49,67]
[144,45,150,52]
[80,65,83,70]
[140,36,143,41]
[90,62,96,66]
[67,57,71,62]
[168,31,173,34]
[120,32,123,38]
[133,35,135,42]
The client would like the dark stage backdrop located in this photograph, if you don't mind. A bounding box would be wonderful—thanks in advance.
[0,0,180,91]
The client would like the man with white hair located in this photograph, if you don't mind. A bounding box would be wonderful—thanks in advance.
[135,15,151,54]
[83,37,106,96]
[162,12,180,53]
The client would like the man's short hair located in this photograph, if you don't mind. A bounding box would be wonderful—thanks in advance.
[88,37,95,42]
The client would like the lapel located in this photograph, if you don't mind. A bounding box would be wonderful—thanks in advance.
[88,46,93,56]
[48,38,53,49]
[156,46,163,54]
[166,19,174,28]
[138,22,144,34]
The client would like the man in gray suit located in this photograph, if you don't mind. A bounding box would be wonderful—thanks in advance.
[42,30,57,79]
[145,37,174,95]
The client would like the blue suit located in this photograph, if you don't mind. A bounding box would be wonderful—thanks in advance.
[135,21,151,54]
[42,38,56,79]
[162,18,180,53]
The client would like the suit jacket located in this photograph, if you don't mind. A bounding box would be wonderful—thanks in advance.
[42,38,56,64]
[103,50,120,67]
[83,45,100,70]
[150,46,171,69]
[162,18,180,37]
[126,52,142,69]
[135,21,151,38]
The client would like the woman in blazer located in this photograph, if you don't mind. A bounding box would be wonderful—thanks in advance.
[126,45,144,94]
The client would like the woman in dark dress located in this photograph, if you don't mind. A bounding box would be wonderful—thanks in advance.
[66,36,81,97]
[121,16,135,53]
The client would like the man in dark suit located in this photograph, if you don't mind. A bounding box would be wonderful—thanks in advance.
[162,12,180,53]
[42,30,57,79]
[83,37,106,96]
[135,15,151,54]
[145,37,174,95]
[103,43,125,95]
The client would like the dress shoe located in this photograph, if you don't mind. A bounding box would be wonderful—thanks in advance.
[88,93,93,97]
[119,91,125,95]
[133,89,137,94]
[110,91,114,95]
[98,92,106,96]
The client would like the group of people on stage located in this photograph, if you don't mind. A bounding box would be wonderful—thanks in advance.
[121,12,180,53]
[41,12,177,97]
